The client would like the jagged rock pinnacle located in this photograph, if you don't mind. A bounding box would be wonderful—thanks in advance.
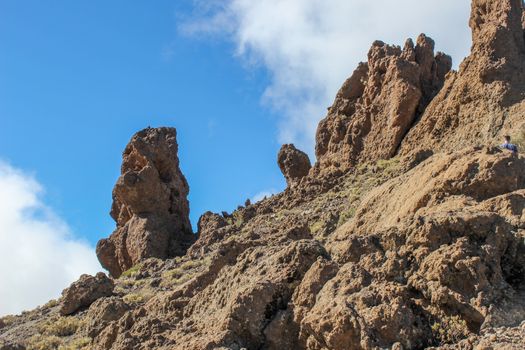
[314,33,451,174]
[96,127,195,277]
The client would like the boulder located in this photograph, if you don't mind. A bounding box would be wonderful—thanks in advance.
[84,297,129,338]
[277,144,312,187]
[96,127,195,277]
[59,272,114,316]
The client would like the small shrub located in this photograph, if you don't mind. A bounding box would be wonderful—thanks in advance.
[232,211,244,227]
[123,290,154,305]
[164,267,184,280]
[337,207,356,226]
[376,158,393,169]
[121,263,143,278]
[0,314,17,327]
[27,335,63,350]
[431,315,470,345]
[42,299,59,309]
[513,128,525,152]
[164,273,194,287]
[160,258,210,288]
[180,260,204,270]
[59,337,91,350]
[309,220,324,234]
[37,316,83,337]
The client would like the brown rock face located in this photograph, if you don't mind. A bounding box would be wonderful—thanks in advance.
[313,149,525,349]
[59,272,114,316]
[278,144,312,187]
[4,2,525,350]
[96,127,195,277]
[315,34,451,173]
[399,0,525,156]
[83,297,129,338]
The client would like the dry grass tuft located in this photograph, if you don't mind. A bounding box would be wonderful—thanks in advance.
[37,316,83,337]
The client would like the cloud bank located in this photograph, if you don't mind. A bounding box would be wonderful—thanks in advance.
[0,161,100,316]
[181,0,472,154]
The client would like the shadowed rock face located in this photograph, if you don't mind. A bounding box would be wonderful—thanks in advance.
[278,144,312,188]
[315,34,451,174]
[96,127,195,277]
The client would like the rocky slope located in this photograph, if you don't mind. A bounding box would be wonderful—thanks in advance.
[1,1,525,349]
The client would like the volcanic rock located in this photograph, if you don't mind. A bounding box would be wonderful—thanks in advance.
[315,34,451,173]
[278,144,312,187]
[3,1,525,350]
[319,148,525,348]
[59,272,114,316]
[399,0,525,156]
[96,127,195,277]
[84,297,129,338]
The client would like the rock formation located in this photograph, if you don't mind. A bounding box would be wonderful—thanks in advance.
[278,144,312,187]
[96,127,195,277]
[399,0,525,156]
[2,1,525,350]
[319,148,525,348]
[59,272,114,316]
[315,34,451,173]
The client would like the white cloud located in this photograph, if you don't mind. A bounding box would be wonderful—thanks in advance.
[251,188,278,203]
[0,161,101,316]
[180,0,472,155]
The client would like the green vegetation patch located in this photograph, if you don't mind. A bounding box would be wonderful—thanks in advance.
[431,315,470,345]
[160,257,210,288]
[337,207,357,227]
[122,289,155,305]
[26,335,91,350]
[121,262,143,278]
[37,316,84,337]
[0,314,17,327]
[513,128,525,152]
[27,335,63,350]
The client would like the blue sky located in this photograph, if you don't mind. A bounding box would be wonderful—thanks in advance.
[0,0,285,244]
[0,0,471,315]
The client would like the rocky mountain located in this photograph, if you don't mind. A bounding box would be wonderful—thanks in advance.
[1,1,525,349]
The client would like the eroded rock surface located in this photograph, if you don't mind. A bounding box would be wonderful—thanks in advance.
[96,127,195,277]
[2,1,525,350]
[399,0,525,156]
[59,272,114,316]
[318,148,525,349]
[84,297,129,338]
[278,144,312,187]
[315,34,451,173]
